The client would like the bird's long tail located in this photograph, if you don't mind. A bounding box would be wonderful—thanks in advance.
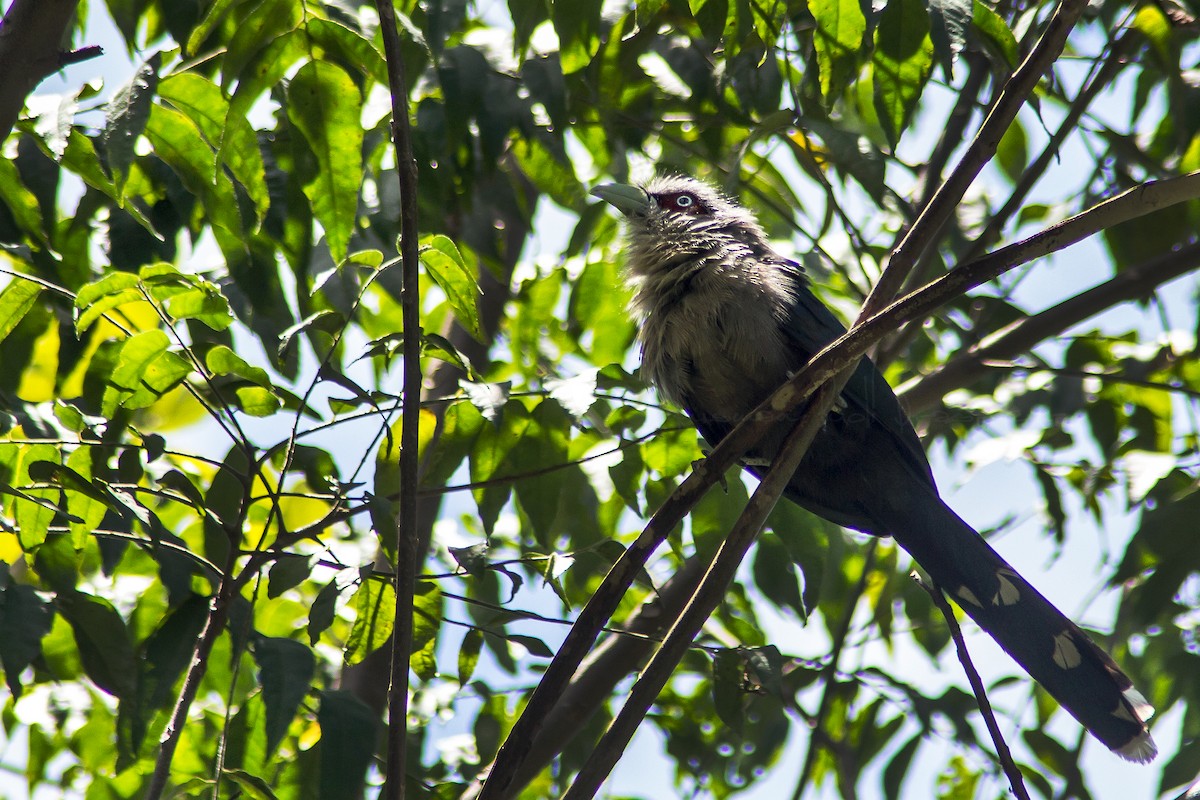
[889,498,1157,762]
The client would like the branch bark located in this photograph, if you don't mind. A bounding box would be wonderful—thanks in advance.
[0,0,95,142]
[372,3,420,797]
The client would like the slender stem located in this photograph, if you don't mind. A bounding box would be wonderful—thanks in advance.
[374,3,421,798]
[791,541,878,800]
[917,576,1032,800]
[143,587,232,800]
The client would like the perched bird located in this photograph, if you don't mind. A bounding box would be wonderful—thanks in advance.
[591,175,1157,762]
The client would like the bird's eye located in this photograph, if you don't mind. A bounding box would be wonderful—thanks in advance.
[674,194,695,208]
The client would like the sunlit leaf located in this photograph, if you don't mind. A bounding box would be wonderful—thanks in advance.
[287,61,364,263]
[421,235,482,340]
[344,578,395,666]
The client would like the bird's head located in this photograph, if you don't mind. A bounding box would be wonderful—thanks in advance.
[590,175,772,284]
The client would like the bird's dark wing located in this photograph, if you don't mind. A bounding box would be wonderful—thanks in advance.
[772,259,935,486]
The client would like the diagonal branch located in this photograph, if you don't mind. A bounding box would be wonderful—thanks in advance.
[563,379,852,799]
[474,166,1200,798]
[873,0,1088,310]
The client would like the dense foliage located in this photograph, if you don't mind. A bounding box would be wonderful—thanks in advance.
[1,0,1199,798]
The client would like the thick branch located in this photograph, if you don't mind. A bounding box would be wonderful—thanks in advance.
[0,0,93,142]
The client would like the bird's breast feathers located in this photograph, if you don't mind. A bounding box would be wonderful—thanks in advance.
[637,265,800,421]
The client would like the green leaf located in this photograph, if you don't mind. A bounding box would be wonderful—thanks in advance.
[306,18,390,86]
[510,401,572,544]
[103,330,192,415]
[0,159,46,244]
[223,0,303,82]
[158,72,270,223]
[103,54,161,196]
[551,0,603,73]
[227,28,307,124]
[971,0,1018,68]
[0,281,43,346]
[53,130,159,236]
[457,629,483,685]
[504,633,552,658]
[511,136,585,209]
[1134,5,1175,67]
[0,583,55,698]
[317,691,377,800]
[74,272,141,334]
[255,637,315,755]
[420,235,482,340]
[144,103,243,239]
[688,0,729,42]
[344,578,395,666]
[373,408,438,556]
[411,582,442,681]
[12,443,61,550]
[712,648,746,735]
[64,448,109,548]
[140,595,210,712]
[883,735,922,800]
[927,0,972,78]
[268,554,313,598]
[872,0,934,148]
[206,344,273,387]
[808,0,866,103]
[187,0,242,55]
[56,590,138,699]
[286,61,364,263]
[223,769,279,800]
[308,581,341,646]
[995,116,1028,183]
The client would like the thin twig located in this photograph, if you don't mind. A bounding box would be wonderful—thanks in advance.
[915,575,1032,800]
[791,541,878,800]
[373,2,421,798]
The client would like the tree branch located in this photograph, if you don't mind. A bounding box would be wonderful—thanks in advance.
[373,3,421,798]
[916,575,1032,800]
[874,0,1087,309]
[0,0,95,142]
[563,378,852,799]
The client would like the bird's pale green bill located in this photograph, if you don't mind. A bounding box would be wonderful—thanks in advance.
[591,183,651,216]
